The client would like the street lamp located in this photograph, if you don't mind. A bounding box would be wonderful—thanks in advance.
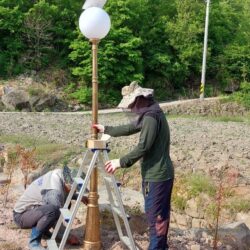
[79,6,111,250]
[200,0,210,100]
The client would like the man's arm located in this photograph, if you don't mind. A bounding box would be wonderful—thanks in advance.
[105,123,141,137]
[120,116,158,167]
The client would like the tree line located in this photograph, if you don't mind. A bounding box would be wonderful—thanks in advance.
[0,0,249,103]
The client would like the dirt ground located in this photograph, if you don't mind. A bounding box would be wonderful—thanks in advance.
[0,109,250,249]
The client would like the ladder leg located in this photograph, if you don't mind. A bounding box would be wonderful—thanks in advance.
[76,150,91,177]
[58,150,100,250]
[101,151,138,250]
[48,150,100,250]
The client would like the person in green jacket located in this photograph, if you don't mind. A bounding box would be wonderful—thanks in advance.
[93,81,174,250]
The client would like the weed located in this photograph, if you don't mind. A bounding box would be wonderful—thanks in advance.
[28,86,45,96]
[171,175,189,212]
[211,165,238,250]
[186,173,216,198]
[225,199,250,214]
[16,145,38,189]
[126,202,143,216]
[2,147,18,207]
[172,196,187,212]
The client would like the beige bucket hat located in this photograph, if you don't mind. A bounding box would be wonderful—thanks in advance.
[118,81,154,109]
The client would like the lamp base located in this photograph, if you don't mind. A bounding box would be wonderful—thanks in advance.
[83,240,102,250]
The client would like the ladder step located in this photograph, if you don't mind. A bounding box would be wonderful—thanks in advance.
[60,208,72,223]
[121,236,132,249]
[111,205,131,221]
[47,239,58,250]
[111,205,123,218]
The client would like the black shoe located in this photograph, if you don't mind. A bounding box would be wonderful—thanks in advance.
[42,230,52,239]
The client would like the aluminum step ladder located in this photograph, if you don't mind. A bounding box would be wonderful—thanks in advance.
[47,139,137,250]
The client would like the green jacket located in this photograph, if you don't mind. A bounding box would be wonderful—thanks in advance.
[105,113,174,182]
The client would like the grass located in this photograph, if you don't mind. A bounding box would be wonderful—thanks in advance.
[0,134,81,165]
[209,115,250,123]
[186,174,216,197]
[172,172,217,212]
[167,113,250,123]
[172,195,187,212]
[225,198,250,214]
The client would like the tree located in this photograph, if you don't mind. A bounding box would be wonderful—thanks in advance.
[69,0,143,96]
[0,4,24,76]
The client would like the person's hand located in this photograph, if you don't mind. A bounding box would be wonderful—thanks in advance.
[92,124,104,133]
[105,159,121,174]
[81,196,88,205]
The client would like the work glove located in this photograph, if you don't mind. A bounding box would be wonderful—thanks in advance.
[92,124,104,133]
[105,159,121,174]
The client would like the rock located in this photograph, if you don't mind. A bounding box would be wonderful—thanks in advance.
[2,89,31,111]
[192,218,207,228]
[171,212,192,229]
[190,244,200,250]
[29,95,40,107]
[218,222,250,250]
[236,212,250,229]
[0,85,14,95]
[185,198,204,219]
[33,94,57,111]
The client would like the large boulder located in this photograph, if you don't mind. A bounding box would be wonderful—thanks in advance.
[32,94,57,111]
[218,222,250,249]
[2,89,31,111]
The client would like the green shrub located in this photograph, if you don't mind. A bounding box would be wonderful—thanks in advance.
[68,86,120,107]
[229,81,250,109]
[225,198,250,214]
[186,173,216,197]
[64,82,77,94]
[172,195,187,212]
[28,86,45,96]
[99,89,120,108]
[69,87,92,105]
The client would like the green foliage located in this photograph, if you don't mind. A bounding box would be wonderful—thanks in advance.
[172,195,187,212]
[69,87,92,105]
[1,0,250,104]
[225,198,250,214]
[229,82,250,109]
[186,173,216,197]
[0,5,25,75]
[28,86,45,97]
[172,173,216,212]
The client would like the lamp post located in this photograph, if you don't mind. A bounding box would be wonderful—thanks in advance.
[200,0,210,100]
[79,6,111,250]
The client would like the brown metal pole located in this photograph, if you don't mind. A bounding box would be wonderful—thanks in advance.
[83,39,101,250]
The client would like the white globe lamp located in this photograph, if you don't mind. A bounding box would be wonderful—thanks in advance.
[79,7,111,39]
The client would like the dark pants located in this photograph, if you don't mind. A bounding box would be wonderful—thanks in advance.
[142,179,174,250]
[13,204,60,233]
